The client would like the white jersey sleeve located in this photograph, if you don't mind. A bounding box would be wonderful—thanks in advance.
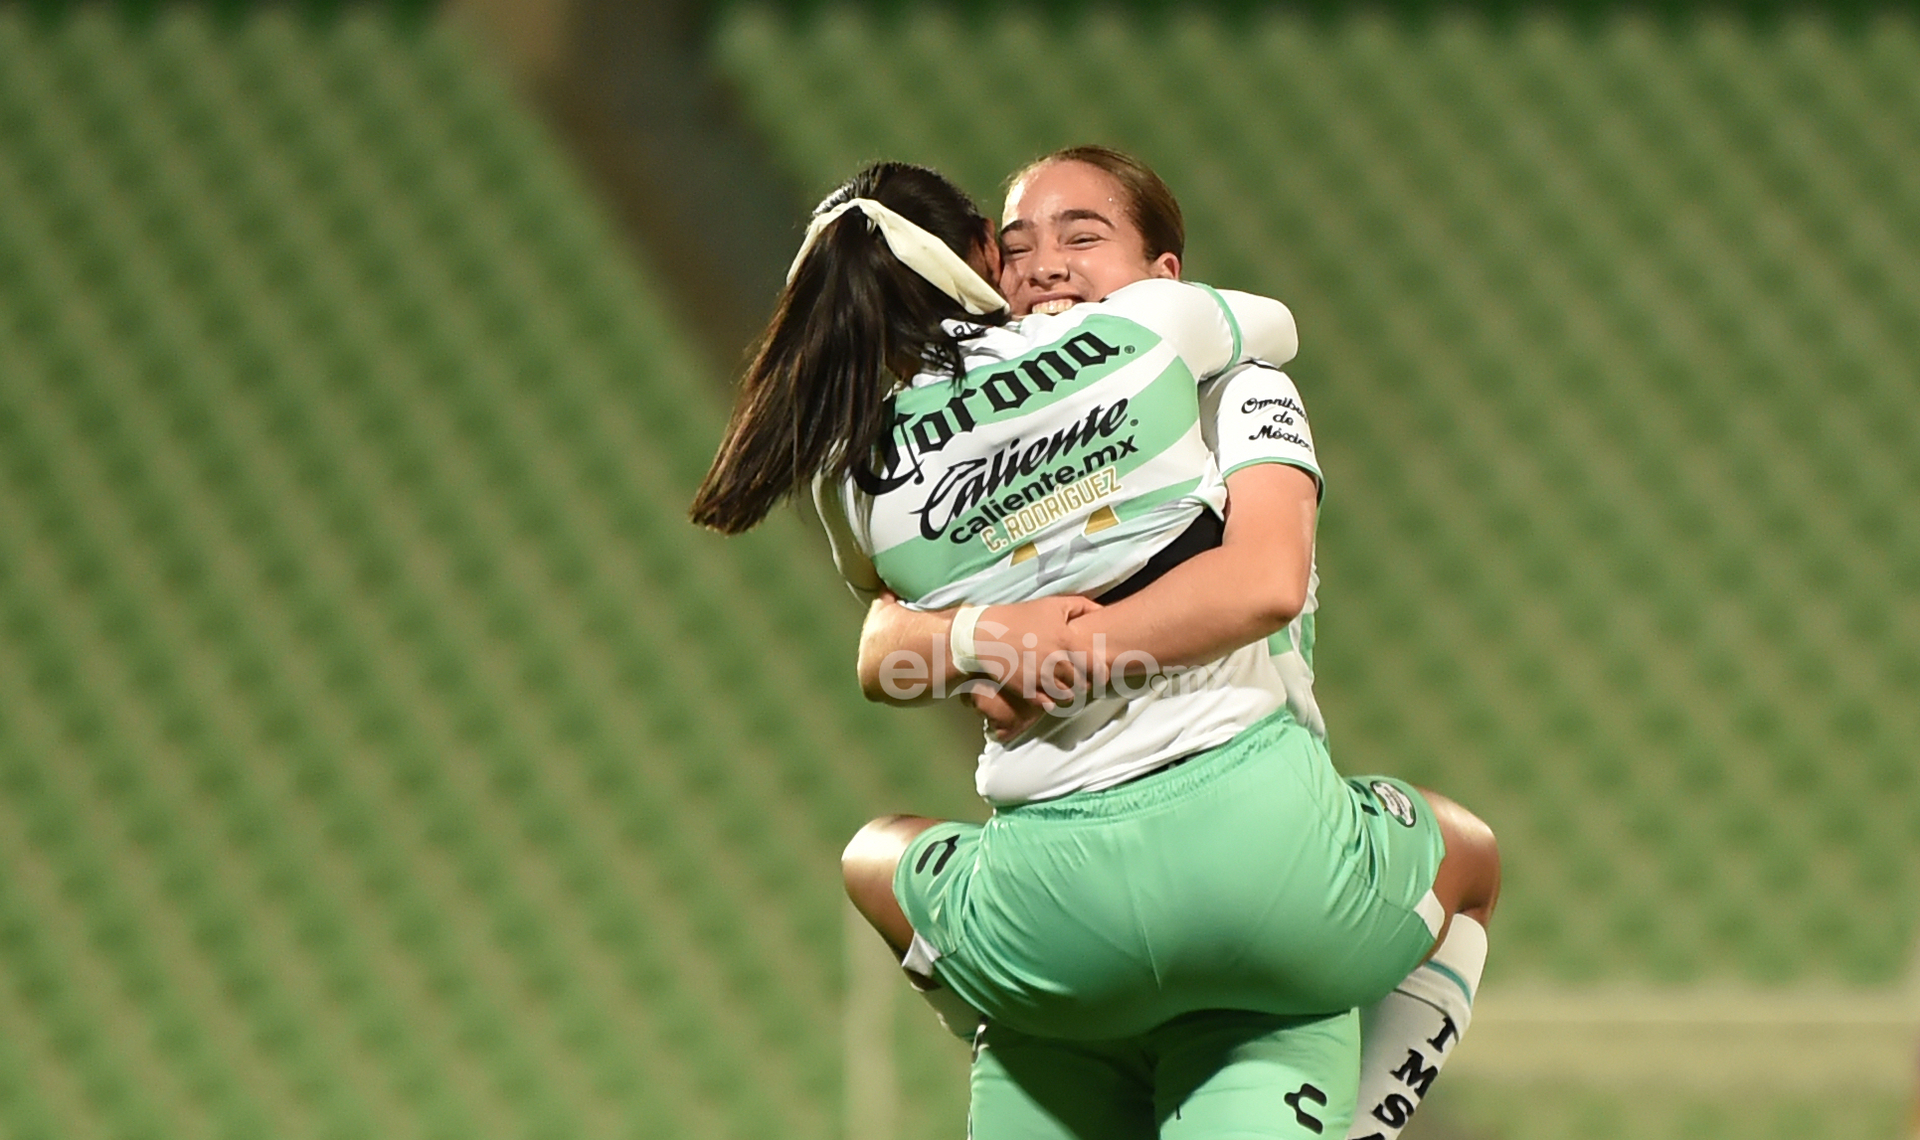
[1097,279,1297,381]
[1199,362,1329,740]
[811,473,883,603]
[1214,287,1300,369]
[1199,363,1323,494]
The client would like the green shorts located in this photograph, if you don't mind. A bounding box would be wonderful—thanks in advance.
[896,710,1446,1040]
[971,1008,1360,1140]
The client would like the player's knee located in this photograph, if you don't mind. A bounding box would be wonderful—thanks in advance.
[1421,789,1502,920]
[843,815,941,958]
[842,814,909,887]
[1462,810,1501,917]
[843,814,943,896]
[1450,801,1499,869]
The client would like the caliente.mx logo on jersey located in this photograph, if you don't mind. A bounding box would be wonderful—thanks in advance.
[856,330,1134,544]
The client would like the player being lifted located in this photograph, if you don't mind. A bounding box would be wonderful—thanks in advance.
[692,150,1499,1140]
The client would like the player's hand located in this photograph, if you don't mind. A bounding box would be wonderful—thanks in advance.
[964,685,1049,743]
[971,595,1103,707]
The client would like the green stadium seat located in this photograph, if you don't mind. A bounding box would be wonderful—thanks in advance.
[0,7,982,1139]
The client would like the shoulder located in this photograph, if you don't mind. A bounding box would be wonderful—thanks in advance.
[1206,359,1304,393]
[931,319,1045,381]
[1095,278,1216,325]
[1202,363,1322,493]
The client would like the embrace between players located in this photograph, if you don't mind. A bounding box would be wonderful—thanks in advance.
[692,148,1502,1140]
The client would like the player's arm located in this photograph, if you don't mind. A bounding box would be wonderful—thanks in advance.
[1074,461,1316,678]
[1099,279,1298,379]
[861,460,1314,715]
[858,361,1323,707]
[856,599,960,706]
[853,470,1311,722]
[855,593,1097,706]
[1074,361,1321,676]
[815,475,964,708]
[975,362,1319,726]
[915,461,1315,742]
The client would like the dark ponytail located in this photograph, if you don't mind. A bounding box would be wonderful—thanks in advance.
[689,163,1004,535]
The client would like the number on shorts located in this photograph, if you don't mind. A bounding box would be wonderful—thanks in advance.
[915,834,959,876]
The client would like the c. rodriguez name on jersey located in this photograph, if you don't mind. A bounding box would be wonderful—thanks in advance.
[981,465,1122,553]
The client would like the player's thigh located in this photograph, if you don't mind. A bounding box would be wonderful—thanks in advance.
[1153,1009,1361,1140]
[972,1022,1156,1140]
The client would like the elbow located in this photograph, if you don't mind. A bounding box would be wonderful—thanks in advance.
[1250,580,1307,637]
[857,597,946,706]
[858,645,927,706]
[856,648,889,704]
[1220,534,1311,637]
[861,668,931,708]
[858,670,900,705]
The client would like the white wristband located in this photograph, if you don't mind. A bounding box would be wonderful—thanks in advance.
[949,605,989,675]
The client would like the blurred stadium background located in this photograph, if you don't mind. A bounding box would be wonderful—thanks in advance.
[0,1,1914,1138]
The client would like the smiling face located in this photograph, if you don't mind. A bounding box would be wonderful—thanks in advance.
[998,160,1181,317]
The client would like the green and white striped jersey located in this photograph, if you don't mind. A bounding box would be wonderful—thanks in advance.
[817,279,1302,805]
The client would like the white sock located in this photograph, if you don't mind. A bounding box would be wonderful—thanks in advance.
[1347,915,1488,1140]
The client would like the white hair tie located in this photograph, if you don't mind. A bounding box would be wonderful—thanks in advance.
[786,197,1008,316]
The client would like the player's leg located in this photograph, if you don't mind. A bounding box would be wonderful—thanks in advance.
[1347,787,1499,1140]
[1423,788,1501,933]
[842,813,983,1038]
[972,1023,1156,1140]
[842,813,943,955]
[1154,1008,1362,1140]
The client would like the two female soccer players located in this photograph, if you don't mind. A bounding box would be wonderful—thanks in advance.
[692,151,1498,1140]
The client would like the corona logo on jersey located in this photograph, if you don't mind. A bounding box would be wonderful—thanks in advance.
[859,330,1124,496]
[852,295,1243,608]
